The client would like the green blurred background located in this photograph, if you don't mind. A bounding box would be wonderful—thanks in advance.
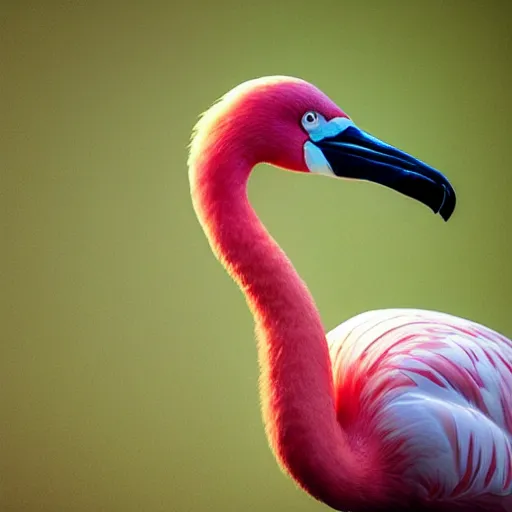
[2,1,511,511]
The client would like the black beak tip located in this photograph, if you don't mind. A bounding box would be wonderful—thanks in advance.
[441,211,452,222]
[438,184,456,222]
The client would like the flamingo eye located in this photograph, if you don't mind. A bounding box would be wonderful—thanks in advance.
[302,111,320,130]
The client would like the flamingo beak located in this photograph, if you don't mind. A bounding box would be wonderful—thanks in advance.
[310,124,456,221]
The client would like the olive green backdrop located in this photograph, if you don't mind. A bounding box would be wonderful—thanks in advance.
[2,1,511,511]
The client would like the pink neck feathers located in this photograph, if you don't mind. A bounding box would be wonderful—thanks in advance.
[189,146,385,509]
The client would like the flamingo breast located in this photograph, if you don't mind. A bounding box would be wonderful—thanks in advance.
[327,309,512,506]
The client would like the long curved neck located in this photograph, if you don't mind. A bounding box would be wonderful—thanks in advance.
[190,155,380,510]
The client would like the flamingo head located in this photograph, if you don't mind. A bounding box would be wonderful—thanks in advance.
[190,76,456,220]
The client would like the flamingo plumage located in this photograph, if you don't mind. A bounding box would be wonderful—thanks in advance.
[187,76,512,512]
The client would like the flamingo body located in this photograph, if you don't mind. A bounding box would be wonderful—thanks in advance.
[328,308,512,510]
[188,76,512,511]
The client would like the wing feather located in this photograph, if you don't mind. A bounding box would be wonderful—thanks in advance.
[327,308,512,502]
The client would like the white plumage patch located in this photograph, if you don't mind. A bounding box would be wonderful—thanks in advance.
[326,308,512,501]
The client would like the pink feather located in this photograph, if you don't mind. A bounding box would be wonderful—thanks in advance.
[188,76,512,512]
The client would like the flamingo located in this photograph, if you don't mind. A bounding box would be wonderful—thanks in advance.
[187,76,512,512]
